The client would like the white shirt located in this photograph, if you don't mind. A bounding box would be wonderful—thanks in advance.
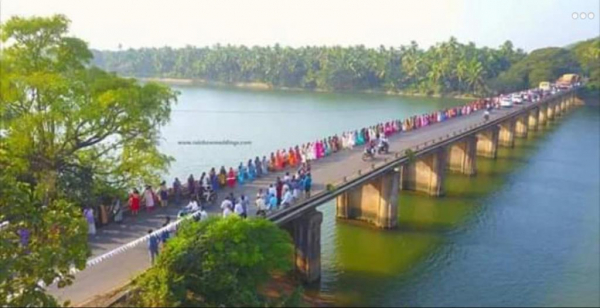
[199,210,208,221]
[234,202,245,215]
[221,199,232,210]
[222,207,233,217]
[268,186,276,196]
[282,191,293,204]
[256,198,267,211]
[186,200,199,212]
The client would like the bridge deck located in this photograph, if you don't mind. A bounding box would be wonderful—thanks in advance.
[47,92,567,306]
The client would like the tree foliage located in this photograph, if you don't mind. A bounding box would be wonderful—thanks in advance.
[571,37,600,91]
[92,38,529,96]
[0,15,177,306]
[132,217,294,307]
[491,47,581,92]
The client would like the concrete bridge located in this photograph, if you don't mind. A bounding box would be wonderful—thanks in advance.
[268,89,578,284]
[49,88,579,306]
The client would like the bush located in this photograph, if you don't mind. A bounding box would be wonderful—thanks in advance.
[131,217,294,307]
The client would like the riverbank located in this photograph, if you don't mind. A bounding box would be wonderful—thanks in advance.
[136,77,477,100]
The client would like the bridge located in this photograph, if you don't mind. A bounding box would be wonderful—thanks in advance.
[49,88,579,306]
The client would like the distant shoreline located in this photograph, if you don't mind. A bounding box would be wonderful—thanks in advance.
[135,77,477,100]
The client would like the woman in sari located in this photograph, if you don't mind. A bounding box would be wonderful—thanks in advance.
[270,153,277,172]
[262,156,269,175]
[275,150,283,171]
[281,150,287,169]
[237,162,246,185]
[247,159,256,181]
[294,146,302,165]
[209,168,218,191]
[300,144,307,164]
[287,148,295,167]
[227,167,236,188]
[358,129,365,145]
[219,166,227,187]
[255,157,262,178]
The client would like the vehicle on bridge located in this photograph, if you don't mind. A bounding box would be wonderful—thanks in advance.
[511,94,523,104]
[556,73,580,90]
[539,81,551,91]
[500,96,513,108]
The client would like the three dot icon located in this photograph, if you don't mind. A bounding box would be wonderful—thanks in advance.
[573,12,595,19]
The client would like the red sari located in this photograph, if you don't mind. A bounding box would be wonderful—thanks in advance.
[227,169,236,188]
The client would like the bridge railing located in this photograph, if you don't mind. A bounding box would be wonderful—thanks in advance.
[269,90,572,224]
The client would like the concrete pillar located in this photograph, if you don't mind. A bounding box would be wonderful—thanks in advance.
[446,135,477,176]
[554,103,561,117]
[528,108,539,131]
[498,120,515,148]
[515,115,528,138]
[539,105,547,126]
[284,209,323,283]
[476,126,499,159]
[547,102,555,120]
[400,148,445,196]
[336,168,399,228]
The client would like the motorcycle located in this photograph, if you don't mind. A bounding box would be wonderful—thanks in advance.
[201,187,218,204]
[362,148,375,161]
[377,142,389,154]
[483,112,490,122]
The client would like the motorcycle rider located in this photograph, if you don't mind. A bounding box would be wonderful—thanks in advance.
[364,141,375,157]
[378,135,389,153]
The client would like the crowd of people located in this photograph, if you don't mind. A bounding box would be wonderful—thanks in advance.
[116,96,499,225]
[79,95,506,238]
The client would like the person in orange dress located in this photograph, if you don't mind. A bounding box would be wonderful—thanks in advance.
[275,150,283,170]
[270,152,276,171]
[288,148,296,167]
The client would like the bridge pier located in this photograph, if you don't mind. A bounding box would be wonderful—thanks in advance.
[554,102,561,117]
[446,135,477,175]
[283,209,323,283]
[528,108,539,131]
[400,148,445,196]
[476,126,499,159]
[547,102,555,120]
[539,105,547,126]
[498,120,515,148]
[336,168,399,228]
[515,115,528,138]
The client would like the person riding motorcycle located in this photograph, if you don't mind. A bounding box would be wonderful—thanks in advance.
[378,135,389,153]
[364,142,375,156]
[484,109,490,121]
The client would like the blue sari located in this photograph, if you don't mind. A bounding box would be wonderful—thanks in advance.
[237,165,246,185]
[248,163,256,181]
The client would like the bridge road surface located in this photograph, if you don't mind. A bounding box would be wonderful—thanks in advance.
[48,100,540,306]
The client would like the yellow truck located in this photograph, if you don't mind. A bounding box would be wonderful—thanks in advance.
[539,81,551,91]
[556,74,580,89]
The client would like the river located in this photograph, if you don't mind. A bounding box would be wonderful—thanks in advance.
[159,85,600,307]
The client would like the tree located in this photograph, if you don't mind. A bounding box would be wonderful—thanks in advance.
[0,15,177,306]
[132,217,294,307]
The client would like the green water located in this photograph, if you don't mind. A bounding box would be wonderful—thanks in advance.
[161,86,599,307]
[316,106,600,307]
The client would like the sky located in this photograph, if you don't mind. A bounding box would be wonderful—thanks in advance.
[1,0,599,51]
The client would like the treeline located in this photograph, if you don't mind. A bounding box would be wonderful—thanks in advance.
[92,37,600,96]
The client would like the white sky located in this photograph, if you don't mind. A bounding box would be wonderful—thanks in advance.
[1,0,599,51]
